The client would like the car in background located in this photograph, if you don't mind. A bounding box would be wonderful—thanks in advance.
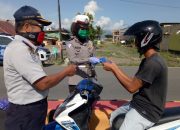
[0,33,50,65]
[62,40,67,50]
[0,33,14,65]
[37,46,51,65]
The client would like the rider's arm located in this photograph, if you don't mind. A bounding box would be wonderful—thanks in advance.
[103,62,143,93]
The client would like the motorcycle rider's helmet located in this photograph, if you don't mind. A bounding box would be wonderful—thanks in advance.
[124,20,162,55]
[71,14,90,42]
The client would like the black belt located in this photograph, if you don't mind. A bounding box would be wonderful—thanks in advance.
[10,97,47,106]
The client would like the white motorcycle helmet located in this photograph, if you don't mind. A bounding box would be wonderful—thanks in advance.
[71,14,90,42]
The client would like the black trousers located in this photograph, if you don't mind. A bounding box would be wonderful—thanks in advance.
[5,98,47,130]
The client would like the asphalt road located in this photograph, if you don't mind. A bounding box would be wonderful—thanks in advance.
[0,65,180,130]
[0,65,180,101]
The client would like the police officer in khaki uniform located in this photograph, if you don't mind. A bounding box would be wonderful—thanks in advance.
[66,14,96,93]
[3,5,76,130]
[65,14,97,130]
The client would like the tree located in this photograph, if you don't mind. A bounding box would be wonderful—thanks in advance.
[85,13,93,24]
[89,24,96,40]
[105,34,113,38]
[96,25,103,40]
[85,13,103,41]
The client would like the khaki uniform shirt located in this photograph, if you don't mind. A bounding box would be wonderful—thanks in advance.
[66,37,95,85]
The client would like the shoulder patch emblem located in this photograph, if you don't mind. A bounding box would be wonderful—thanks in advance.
[30,52,39,63]
[68,44,72,48]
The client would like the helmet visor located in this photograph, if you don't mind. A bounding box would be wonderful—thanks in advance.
[124,35,136,44]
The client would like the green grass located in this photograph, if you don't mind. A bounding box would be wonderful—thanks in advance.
[96,41,180,67]
[47,41,180,67]
[96,42,141,66]
[160,51,180,67]
[169,34,180,51]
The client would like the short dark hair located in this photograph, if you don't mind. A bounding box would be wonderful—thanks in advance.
[15,20,40,33]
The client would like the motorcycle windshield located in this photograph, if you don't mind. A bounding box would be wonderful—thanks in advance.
[54,79,103,118]
[77,78,103,99]
[54,91,79,117]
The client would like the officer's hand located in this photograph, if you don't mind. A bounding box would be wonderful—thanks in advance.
[65,64,77,76]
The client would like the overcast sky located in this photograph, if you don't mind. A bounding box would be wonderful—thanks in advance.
[0,0,180,30]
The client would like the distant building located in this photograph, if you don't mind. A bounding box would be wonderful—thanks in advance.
[0,20,16,35]
[44,29,71,46]
[44,30,59,46]
[160,23,180,51]
[112,28,127,43]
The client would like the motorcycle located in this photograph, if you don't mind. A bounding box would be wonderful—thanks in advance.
[44,57,180,130]
[112,105,180,130]
[44,83,180,130]
[43,62,103,130]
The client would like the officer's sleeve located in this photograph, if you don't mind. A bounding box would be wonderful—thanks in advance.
[66,42,89,64]
[11,49,46,84]
[135,60,161,84]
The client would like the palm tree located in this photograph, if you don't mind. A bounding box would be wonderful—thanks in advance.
[96,25,103,40]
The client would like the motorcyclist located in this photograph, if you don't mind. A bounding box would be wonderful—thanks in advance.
[102,20,168,130]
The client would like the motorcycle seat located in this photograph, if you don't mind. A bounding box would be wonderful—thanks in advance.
[154,106,180,126]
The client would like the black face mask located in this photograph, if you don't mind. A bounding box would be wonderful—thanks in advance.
[19,31,45,46]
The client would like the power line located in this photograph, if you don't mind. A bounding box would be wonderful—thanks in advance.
[119,0,180,9]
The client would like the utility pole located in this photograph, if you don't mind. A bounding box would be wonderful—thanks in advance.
[58,0,63,60]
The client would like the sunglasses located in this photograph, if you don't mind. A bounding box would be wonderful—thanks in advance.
[29,23,44,30]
